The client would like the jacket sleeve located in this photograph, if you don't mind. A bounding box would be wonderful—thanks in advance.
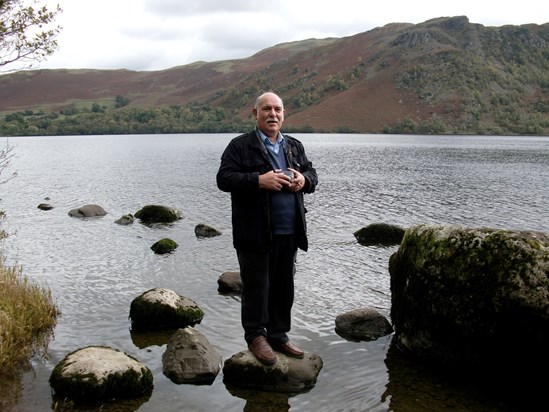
[291,138,318,194]
[216,136,262,192]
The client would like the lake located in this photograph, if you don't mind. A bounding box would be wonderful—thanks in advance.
[1,133,548,411]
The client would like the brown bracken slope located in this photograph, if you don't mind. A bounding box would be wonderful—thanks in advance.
[0,16,547,134]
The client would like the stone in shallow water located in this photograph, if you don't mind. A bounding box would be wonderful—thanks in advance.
[49,346,153,403]
[389,224,549,372]
[134,204,183,223]
[223,350,323,393]
[195,223,222,238]
[335,307,393,341]
[162,327,221,384]
[354,223,406,246]
[217,271,242,294]
[129,287,204,331]
[68,204,107,218]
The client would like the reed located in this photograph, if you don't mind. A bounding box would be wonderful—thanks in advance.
[0,255,59,377]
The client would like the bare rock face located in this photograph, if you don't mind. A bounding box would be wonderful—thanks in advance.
[223,350,323,393]
[162,327,221,385]
[49,346,153,403]
[389,224,549,372]
[129,287,204,331]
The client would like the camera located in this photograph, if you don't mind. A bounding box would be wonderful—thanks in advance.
[276,169,294,181]
[282,170,294,180]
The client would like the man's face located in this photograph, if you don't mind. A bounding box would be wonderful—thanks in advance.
[253,93,285,138]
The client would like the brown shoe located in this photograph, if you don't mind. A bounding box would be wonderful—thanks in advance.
[248,336,276,364]
[272,340,305,358]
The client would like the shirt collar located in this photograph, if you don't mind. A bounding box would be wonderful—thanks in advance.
[258,129,284,147]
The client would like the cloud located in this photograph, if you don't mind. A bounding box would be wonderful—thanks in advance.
[25,0,549,72]
[143,0,269,17]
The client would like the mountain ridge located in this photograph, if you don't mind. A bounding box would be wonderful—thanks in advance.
[1,16,547,135]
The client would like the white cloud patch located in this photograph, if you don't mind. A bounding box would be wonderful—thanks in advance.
[29,0,548,71]
[143,0,268,17]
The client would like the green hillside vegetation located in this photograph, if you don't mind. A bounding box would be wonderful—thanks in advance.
[0,102,257,135]
[0,16,547,136]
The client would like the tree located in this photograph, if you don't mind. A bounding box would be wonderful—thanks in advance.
[115,95,130,108]
[0,0,62,71]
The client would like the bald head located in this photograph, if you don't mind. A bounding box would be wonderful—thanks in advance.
[253,92,285,140]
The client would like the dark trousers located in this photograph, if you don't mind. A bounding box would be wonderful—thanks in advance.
[237,235,297,345]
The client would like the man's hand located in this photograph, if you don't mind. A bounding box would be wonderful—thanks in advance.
[287,168,305,192]
[259,170,292,191]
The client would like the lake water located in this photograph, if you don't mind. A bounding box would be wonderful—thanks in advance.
[1,133,548,411]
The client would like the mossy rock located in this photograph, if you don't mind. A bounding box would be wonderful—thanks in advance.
[354,223,406,246]
[135,205,183,223]
[151,238,178,254]
[49,346,153,403]
[129,288,204,331]
[389,224,549,369]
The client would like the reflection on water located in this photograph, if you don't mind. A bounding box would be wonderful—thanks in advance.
[1,133,548,411]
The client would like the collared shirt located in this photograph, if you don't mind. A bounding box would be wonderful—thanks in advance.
[259,130,284,155]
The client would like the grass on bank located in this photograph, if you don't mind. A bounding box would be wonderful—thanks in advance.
[0,254,60,378]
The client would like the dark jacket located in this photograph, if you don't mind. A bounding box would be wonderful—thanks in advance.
[216,129,318,252]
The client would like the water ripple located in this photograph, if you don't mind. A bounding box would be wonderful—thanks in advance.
[2,134,548,411]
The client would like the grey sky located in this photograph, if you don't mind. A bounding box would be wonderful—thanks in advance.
[33,0,548,71]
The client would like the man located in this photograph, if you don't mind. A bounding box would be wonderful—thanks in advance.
[216,92,318,364]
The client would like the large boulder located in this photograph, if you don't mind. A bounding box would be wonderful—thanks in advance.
[49,346,153,403]
[134,205,183,224]
[389,224,549,371]
[129,288,204,331]
[162,327,221,385]
[68,204,107,218]
[223,351,323,393]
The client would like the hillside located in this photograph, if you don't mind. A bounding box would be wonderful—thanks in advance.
[0,16,547,135]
